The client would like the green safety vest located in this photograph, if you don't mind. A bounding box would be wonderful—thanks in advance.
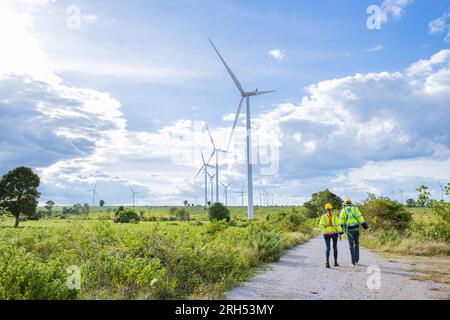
[339,206,365,229]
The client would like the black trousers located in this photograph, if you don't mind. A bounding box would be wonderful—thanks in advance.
[347,230,360,264]
[323,234,338,263]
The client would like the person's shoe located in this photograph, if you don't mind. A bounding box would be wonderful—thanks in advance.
[334,262,339,267]
[352,261,356,266]
[326,262,331,269]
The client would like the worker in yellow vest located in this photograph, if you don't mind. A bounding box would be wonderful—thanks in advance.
[319,203,344,268]
[339,198,368,265]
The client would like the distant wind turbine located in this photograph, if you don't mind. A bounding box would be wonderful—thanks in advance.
[130,186,138,208]
[234,183,245,207]
[210,39,275,220]
[88,183,98,208]
[205,122,227,204]
[220,181,233,206]
[195,150,215,208]
[207,172,216,204]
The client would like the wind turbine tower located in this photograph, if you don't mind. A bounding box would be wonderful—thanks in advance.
[210,39,275,220]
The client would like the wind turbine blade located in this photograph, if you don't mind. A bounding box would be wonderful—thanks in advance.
[227,96,245,152]
[200,150,206,165]
[205,122,216,150]
[255,90,276,96]
[209,39,244,94]
[195,164,206,179]
[206,150,215,165]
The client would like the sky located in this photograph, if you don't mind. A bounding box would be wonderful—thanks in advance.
[0,0,450,206]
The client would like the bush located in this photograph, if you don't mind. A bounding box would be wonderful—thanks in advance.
[206,220,229,235]
[114,208,140,224]
[362,196,412,231]
[278,207,308,232]
[175,208,190,222]
[304,189,342,218]
[248,229,283,262]
[208,203,230,222]
[432,201,450,224]
[422,221,450,242]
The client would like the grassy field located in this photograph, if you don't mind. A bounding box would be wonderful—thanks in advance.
[0,206,317,300]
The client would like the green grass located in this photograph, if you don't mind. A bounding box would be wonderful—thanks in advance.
[0,206,317,300]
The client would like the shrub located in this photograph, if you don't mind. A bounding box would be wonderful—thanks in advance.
[169,207,177,217]
[208,203,230,222]
[304,189,342,218]
[249,229,283,262]
[362,196,412,231]
[278,207,308,232]
[206,220,229,235]
[432,201,450,224]
[114,208,140,224]
[422,221,450,242]
[175,208,190,222]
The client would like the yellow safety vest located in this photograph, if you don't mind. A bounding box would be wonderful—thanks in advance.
[339,206,365,229]
[319,213,342,235]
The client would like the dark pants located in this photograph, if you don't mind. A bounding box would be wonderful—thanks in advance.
[347,230,360,264]
[323,234,338,264]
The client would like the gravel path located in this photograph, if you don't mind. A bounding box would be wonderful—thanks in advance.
[227,236,449,300]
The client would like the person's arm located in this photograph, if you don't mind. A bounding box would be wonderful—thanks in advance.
[356,207,369,230]
[339,210,347,233]
[319,215,325,232]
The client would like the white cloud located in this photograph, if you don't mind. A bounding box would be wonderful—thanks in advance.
[407,49,450,76]
[429,9,450,43]
[365,44,384,52]
[379,0,414,23]
[269,49,286,61]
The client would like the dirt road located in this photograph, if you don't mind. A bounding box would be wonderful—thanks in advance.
[227,236,449,300]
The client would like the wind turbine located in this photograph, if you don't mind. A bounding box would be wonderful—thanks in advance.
[210,39,275,220]
[130,186,138,208]
[220,181,233,206]
[205,123,227,204]
[438,183,445,201]
[399,189,405,204]
[208,172,216,204]
[234,183,245,207]
[195,150,215,208]
[88,183,98,208]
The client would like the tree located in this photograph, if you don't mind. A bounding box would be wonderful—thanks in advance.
[0,167,41,227]
[208,203,231,222]
[175,208,190,222]
[416,185,432,207]
[83,203,90,219]
[405,198,416,207]
[169,207,177,218]
[99,200,105,207]
[183,200,189,206]
[114,207,140,223]
[45,200,55,218]
[303,189,343,218]
[362,196,412,231]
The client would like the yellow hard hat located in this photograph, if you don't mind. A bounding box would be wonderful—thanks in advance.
[325,203,333,210]
[344,198,352,205]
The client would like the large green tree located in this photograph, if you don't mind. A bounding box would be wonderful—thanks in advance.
[0,167,41,227]
[304,189,343,218]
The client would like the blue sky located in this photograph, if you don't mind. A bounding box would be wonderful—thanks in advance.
[1,0,450,206]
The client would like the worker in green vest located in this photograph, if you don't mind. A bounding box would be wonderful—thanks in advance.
[319,203,344,268]
[339,198,368,265]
